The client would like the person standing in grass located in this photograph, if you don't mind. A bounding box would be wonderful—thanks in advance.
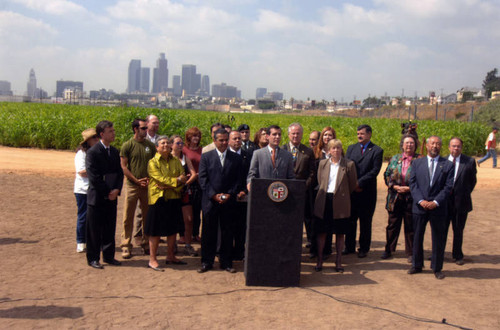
[477,127,498,168]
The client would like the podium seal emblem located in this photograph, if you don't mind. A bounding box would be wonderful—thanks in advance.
[267,181,289,202]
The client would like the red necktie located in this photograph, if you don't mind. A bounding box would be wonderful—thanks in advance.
[271,148,276,168]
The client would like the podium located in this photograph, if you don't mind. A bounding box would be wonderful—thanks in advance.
[244,178,305,287]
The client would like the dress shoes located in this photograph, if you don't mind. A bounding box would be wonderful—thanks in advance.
[121,247,132,259]
[407,267,422,274]
[197,264,213,273]
[342,249,354,255]
[104,259,121,266]
[165,259,187,265]
[380,251,392,259]
[222,267,236,273]
[455,259,465,266]
[314,265,322,272]
[357,251,368,258]
[335,267,345,273]
[88,261,103,269]
[434,271,445,280]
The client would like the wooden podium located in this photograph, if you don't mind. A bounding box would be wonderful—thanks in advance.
[244,178,305,287]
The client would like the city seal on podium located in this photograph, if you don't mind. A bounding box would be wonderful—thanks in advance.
[267,181,289,202]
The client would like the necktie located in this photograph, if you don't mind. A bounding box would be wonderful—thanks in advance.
[361,145,364,155]
[271,148,276,168]
[292,146,298,163]
[429,158,435,186]
[106,147,110,156]
[220,153,224,167]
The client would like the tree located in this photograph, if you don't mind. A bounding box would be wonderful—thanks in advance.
[482,68,500,99]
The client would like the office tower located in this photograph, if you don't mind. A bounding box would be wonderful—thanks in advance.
[152,52,168,93]
[27,69,37,97]
[212,83,239,98]
[127,59,141,93]
[173,75,181,96]
[140,67,150,93]
[256,88,267,99]
[181,64,197,96]
[56,80,83,98]
[0,81,12,95]
[201,75,210,96]
[263,91,283,101]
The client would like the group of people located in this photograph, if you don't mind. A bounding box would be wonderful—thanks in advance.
[73,115,482,280]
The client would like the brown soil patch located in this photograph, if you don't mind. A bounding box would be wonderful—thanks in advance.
[0,146,499,329]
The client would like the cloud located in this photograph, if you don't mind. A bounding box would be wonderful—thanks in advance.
[10,0,87,15]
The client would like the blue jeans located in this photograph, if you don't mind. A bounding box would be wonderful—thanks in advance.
[478,149,497,168]
[75,193,87,243]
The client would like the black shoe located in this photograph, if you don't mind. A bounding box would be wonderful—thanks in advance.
[314,266,322,272]
[88,261,103,269]
[434,271,445,279]
[197,264,213,273]
[455,259,465,266]
[407,267,422,274]
[335,267,344,273]
[358,251,367,258]
[380,251,391,259]
[104,259,121,266]
[222,267,236,273]
[342,249,354,255]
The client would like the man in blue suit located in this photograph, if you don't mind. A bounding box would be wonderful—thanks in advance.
[198,128,243,274]
[408,136,454,279]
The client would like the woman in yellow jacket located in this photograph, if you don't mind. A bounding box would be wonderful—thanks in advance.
[145,136,187,271]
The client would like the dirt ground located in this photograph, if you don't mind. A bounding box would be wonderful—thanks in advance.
[0,145,499,329]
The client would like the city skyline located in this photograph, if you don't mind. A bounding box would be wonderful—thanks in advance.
[1,0,499,101]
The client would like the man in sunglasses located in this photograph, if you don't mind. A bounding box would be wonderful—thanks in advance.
[119,118,156,259]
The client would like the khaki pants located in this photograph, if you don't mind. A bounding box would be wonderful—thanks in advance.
[120,184,149,249]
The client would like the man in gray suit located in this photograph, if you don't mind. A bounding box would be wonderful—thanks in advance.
[247,125,295,190]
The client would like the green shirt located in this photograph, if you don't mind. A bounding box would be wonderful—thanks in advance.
[120,138,156,186]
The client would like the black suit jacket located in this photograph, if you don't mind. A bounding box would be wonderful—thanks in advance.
[409,156,454,216]
[346,141,383,197]
[198,148,243,214]
[282,143,315,189]
[448,154,477,213]
[85,142,123,206]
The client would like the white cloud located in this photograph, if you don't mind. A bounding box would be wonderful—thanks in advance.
[10,0,87,15]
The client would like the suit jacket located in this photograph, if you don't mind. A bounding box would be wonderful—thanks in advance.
[282,143,315,189]
[229,148,251,193]
[241,140,256,154]
[345,141,384,197]
[314,157,358,219]
[198,148,243,214]
[86,142,124,206]
[409,156,454,216]
[247,146,295,183]
[448,154,477,213]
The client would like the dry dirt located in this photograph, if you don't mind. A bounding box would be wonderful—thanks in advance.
[0,145,499,329]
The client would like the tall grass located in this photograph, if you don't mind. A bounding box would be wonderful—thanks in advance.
[0,102,489,157]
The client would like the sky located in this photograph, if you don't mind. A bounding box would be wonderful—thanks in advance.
[1,0,500,101]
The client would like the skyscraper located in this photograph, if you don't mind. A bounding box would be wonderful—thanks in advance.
[152,53,168,93]
[173,75,181,96]
[56,80,83,98]
[127,59,141,93]
[27,69,37,98]
[201,75,210,96]
[140,67,150,93]
[256,87,267,99]
[181,64,197,96]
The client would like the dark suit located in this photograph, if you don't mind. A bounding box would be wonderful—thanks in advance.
[409,156,454,272]
[85,142,123,264]
[345,141,384,253]
[241,140,256,154]
[198,149,243,268]
[446,154,477,261]
[230,148,251,260]
[282,143,315,241]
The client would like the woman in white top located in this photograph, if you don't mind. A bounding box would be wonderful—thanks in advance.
[313,139,357,272]
[74,128,99,253]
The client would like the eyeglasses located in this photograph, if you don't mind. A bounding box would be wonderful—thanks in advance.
[139,127,148,130]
